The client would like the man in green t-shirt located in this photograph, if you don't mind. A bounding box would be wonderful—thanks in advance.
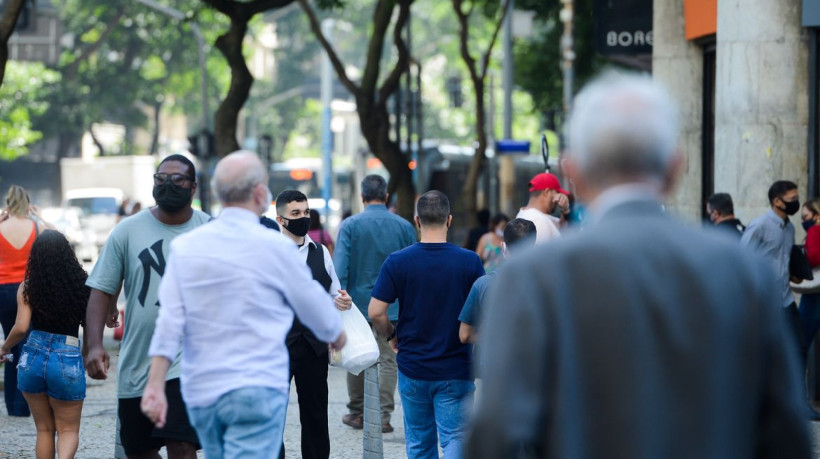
[85,154,210,459]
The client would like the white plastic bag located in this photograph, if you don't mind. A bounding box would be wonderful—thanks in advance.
[329,303,379,375]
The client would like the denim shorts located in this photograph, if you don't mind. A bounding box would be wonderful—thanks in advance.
[17,330,86,401]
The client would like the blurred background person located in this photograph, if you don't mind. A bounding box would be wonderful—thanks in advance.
[0,230,90,458]
[706,192,744,237]
[463,209,490,251]
[0,185,51,417]
[800,199,820,351]
[308,208,335,257]
[474,213,509,273]
[460,218,536,346]
[467,73,810,458]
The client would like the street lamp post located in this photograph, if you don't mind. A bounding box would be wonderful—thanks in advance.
[320,19,334,224]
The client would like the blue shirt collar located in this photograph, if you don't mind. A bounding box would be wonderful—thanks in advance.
[765,209,789,228]
[364,203,388,212]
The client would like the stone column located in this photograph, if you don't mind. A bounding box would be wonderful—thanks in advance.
[653,0,705,222]
[714,0,809,223]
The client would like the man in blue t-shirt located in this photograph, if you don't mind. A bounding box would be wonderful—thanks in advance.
[369,190,484,459]
[459,218,537,345]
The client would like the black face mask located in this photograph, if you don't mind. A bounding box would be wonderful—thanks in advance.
[282,216,310,237]
[781,198,801,216]
[153,182,192,213]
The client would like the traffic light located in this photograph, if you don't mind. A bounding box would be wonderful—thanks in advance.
[446,76,463,108]
[187,130,213,158]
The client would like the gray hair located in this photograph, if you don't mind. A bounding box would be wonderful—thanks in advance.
[212,150,266,204]
[568,72,679,185]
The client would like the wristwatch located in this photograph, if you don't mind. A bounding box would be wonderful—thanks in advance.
[385,328,396,342]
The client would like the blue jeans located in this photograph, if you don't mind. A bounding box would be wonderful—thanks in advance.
[187,386,287,459]
[398,371,475,459]
[17,330,86,400]
[0,282,29,416]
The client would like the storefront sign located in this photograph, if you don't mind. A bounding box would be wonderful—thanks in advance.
[594,0,653,56]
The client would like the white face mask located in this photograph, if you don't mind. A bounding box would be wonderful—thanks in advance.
[495,228,504,238]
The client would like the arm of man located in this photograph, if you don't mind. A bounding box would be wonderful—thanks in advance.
[85,288,118,379]
[333,220,352,290]
[368,257,398,351]
[459,280,483,344]
[85,226,127,379]
[278,244,345,348]
[368,298,395,352]
[141,357,172,429]
[324,245,352,311]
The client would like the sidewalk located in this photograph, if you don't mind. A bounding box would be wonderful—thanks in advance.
[0,329,406,458]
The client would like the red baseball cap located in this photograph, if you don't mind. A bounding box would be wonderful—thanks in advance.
[528,173,569,195]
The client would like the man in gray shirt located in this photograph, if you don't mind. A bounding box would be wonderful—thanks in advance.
[741,180,816,417]
[85,155,210,458]
[334,175,416,433]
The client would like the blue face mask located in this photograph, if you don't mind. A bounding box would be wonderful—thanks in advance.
[803,220,815,232]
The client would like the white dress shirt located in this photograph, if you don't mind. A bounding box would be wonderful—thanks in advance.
[293,233,341,299]
[148,207,342,408]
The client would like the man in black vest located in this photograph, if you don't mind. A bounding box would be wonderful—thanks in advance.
[271,190,351,459]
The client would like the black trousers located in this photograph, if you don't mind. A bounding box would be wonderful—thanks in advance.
[280,338,330,459]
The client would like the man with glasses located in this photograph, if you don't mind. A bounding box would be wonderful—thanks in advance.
[85,154,211,458]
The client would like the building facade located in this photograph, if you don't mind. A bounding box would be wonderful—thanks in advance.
[654,0,818,225]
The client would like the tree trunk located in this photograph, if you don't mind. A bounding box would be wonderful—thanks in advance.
[150,99,163,155]
[0,0,26,87]
[358,96,415,221]
[461,82,487,228]
[213,18,252,157]
[88,125,107,156]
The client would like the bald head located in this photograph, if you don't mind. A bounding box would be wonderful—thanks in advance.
[212,151,267,208]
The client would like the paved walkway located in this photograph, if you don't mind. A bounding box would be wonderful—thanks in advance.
[0,330,407,458]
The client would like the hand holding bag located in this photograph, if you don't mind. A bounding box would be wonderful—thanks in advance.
[329,302,379,376]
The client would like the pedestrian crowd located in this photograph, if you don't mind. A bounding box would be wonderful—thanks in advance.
[0,70,816,459]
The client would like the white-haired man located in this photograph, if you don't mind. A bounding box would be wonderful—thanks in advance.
[466,74,810,458]
[141,151,346,458]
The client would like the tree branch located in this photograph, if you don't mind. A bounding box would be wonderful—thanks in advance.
[479,0,511,80]
[377,0,412,105]
[200,0,235,17]
[0,0,25,86]
[359,0,395,97]
[453,0,479,81]
[297,0,359,97]
[245,0,295,16]
[0,0,25,43]
[63,6,126,79]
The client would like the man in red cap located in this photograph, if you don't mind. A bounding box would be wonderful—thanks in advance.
[515,172,570,244]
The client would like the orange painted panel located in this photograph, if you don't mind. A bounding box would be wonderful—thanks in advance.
[684,0,717,40]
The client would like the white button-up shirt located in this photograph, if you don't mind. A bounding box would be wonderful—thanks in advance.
[148,207,342,408]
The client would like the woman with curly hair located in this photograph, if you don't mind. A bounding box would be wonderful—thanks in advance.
[1,230,90,458]
[0,185,51,417]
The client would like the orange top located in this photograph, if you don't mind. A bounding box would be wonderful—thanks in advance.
[0,222,36,284]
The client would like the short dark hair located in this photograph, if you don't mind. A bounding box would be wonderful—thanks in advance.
[159,154,196,180]
[503,218,536,250]
[361,175,387,202]
[489,213,509,228]
[416,190,450,226]
[768,180,798,204]
[275,189,308,216]
[706,193,734,216]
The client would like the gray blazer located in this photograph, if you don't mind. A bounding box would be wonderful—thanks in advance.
[466,199,810,459]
